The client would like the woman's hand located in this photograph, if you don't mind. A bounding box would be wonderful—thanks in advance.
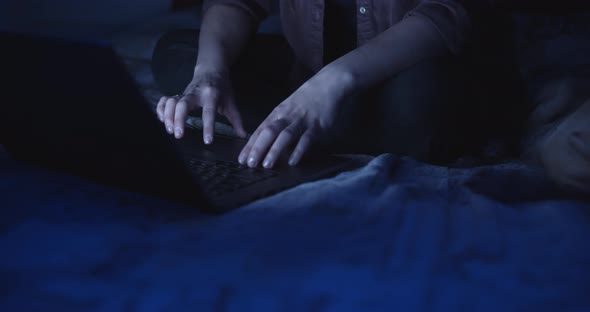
[238,67,356,168]
[156,66,247,143]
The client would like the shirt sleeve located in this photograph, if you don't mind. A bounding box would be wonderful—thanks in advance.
[202,0,273,23]
[404,0,492,54]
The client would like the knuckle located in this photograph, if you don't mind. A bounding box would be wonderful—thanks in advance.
[182,92,198,101]
[165,98,177,106]
[262,126,279,137]
[200,86,218,98]
[177,100,191,110]
[267,120,288,134]
[249,147,261,157]
[281,127,297,138]
[202,107,216,115]
[242,144,253,155]
[266,147,278,158]
[270,108,284,119]
[174,113,186,122]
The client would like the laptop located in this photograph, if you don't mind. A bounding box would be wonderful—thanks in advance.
[0,32,361,213]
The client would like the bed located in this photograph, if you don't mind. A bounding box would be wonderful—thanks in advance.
[1,153,589,311]
[1,9,590,312]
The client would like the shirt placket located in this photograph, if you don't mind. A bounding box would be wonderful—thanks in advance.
[356,0,375,46]
[308,0,325,70]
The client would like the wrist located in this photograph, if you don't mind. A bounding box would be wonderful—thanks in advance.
[194,62,229,77]
[316,64,358,98]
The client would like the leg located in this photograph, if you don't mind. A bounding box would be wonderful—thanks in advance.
[366,56,483,164]
[541,99,590,194]
[523,79,590,194]
[150,29,294,132]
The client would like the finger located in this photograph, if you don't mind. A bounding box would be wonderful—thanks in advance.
[247,118,289,168]
[156,96,169,121]
[238,118,279,166]
[224,99,247,138]
[238,105,289,164]
[163,97,178,134]
[200,88,219,144]
[173,99,189,139]
[238,127,263,165]
[263,121,304,168]
[289,128,317,166]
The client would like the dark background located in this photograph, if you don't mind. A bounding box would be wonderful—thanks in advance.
[0,0,203,39]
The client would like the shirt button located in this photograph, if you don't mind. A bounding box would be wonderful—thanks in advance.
[359,6,367,14]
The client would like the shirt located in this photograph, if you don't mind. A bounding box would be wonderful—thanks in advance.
[203,0,474,73]
[323,0,357,64]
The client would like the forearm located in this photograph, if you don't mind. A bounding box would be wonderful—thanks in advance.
[324,16,447,92]
[195,4,258,72]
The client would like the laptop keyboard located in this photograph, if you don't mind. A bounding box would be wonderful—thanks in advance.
[185,157,278,197]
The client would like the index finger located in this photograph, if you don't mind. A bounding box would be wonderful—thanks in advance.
[200,88,219,145]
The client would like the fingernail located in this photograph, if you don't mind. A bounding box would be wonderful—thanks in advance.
[204,135,212,144]
[288,156,296,166]
[248,157,257,167]
[263,159,271,168]
[166,125,173,134]
[174,128,182,138]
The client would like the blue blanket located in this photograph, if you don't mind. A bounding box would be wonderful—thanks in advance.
[1,154,589,311]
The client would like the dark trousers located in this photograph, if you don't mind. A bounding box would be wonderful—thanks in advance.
[151,29,492,164]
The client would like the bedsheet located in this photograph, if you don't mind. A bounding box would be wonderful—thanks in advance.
[0,154,589,311]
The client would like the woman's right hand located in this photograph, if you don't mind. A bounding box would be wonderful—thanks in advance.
[156,67,248,144]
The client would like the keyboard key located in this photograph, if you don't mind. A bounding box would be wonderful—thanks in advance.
[184,156,278,196]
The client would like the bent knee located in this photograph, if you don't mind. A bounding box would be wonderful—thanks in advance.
[542,129,590,194]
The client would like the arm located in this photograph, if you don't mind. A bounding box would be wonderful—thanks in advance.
[195,4,259,73]
[238,16,452,168]
[322,15,450,92]
[322,0,479,92]
[238,1,475,168]
[157,3,268,143]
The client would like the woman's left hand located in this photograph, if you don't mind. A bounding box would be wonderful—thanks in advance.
[238,67,355,168]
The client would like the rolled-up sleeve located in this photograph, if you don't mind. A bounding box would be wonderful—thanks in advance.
[203,0,273,23]
[404,0,475,54]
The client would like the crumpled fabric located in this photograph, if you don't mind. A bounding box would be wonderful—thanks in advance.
[1,154,589,311]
